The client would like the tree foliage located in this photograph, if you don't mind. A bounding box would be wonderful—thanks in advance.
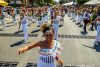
[30,0,55,6]
[6,0,55,6]
[59,0,65,4]
[76,0,90,4]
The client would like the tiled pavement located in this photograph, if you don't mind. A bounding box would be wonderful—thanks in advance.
[0,15,100,67]
[0,32,96,39]
[0,61,92,67]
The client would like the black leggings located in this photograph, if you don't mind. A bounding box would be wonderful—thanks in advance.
[83,19,90,32]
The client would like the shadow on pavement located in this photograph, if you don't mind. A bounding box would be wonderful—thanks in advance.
[7,22,13,24]
[59,25,63,27]
[78,25,83,28]
[31,29,40,33]
[82,44,93,49]
[0,29,3,31]
[82,44,100,52]
[26,63,37,67]
[0,61,19,67]
[0,61,68,67]
[26,63,64,67]
[6,24,15,27]
[13,30,23,34]
[81,31,88,35]
[10,40,24,47]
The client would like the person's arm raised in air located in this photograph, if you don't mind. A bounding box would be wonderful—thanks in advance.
[18,41,41,55]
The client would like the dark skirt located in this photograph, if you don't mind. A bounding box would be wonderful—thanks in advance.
[51,16,54,19]
[84,19,90,24]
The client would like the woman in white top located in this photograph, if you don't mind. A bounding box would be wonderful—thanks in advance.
[94,8,100,45]
[52,11,62,40]
[18,10,29,43]
[18,24,63,67]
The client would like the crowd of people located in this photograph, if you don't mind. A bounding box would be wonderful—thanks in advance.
[66,5,100,45]
[0,5,66,67]
[0,5,66,42]
[1,4,100,67]
[17,5,66,67]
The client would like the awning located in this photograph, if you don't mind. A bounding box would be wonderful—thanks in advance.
[84,1,95,5]
[63,2,74,5]
[84,0,100,5]
[95,2,100,4]
[0,0,8,6]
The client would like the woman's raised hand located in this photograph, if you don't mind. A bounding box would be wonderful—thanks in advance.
[18,48,26,55]
[18,46,29,55]
[57,59,63,65]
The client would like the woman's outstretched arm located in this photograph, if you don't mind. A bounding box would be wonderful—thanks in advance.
[18,41,41,55]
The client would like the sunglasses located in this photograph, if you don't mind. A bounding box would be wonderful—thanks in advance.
[45,34,53,37]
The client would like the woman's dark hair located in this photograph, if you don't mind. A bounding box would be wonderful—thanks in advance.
[41,24,54,35]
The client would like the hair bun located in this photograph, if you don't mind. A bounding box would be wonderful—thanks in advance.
[40,24,48,32]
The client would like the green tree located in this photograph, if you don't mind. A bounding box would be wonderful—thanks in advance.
[59,0,65,4]
[30,0,54,6]
[76,0,90,4]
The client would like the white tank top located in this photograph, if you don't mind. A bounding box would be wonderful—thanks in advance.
[38,40,63,64]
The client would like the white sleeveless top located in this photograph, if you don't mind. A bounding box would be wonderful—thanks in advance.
[53,16,62,28]
[38,40,63,64]
[22,16,28,24]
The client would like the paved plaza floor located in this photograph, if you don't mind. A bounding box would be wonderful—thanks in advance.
[0,14,100,67]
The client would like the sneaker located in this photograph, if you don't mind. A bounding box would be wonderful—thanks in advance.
[79,25,83,27]
[90,29,94,31]
[76,23,80,25]
[23,40,29,44]
[37,25,40,27]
